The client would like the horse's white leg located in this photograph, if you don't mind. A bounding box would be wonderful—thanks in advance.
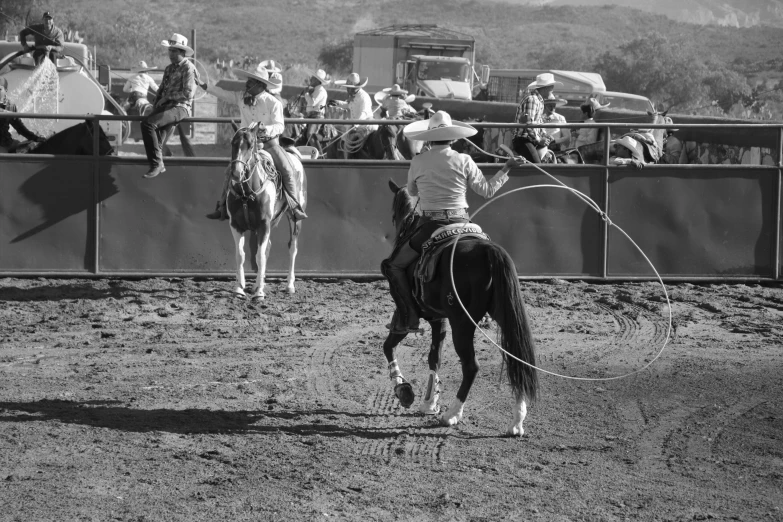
[441,399,465,427]
[507,394,528,437]
[231,228,247,296]
[389,359,414,408]
[418,370,441,415]
[251,226,270,301]
[286,217,298,293]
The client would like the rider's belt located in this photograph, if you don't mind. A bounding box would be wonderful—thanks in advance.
[422,208,469,219]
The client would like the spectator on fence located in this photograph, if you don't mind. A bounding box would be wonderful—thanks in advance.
[140,33,196,178]
[608,136,646,169]
[19,11,64,66]
[511,73,561,163]
[574,97,610,150]
[660,119,684,164]
[0,78,46,152]
[542,94,570,151]
[304,69,331,145]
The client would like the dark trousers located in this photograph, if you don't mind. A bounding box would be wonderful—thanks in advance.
[141,105,189,168]
[32,50,57,65]
[512,136,541,164]
[408,215,470,253]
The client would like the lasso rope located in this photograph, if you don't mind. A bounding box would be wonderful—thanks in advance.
[445,142,672,382]
[341,127,371,154]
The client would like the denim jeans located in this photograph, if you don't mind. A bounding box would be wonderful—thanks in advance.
[141,105,189,168]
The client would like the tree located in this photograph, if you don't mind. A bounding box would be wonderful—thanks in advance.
[0,1,48,38]
[318,39,353,75]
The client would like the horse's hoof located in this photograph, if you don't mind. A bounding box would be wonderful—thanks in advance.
[394,382,415,408]
[286,286,295,294]
[506,424,525,437]
[418,400,440,416]
[251,293,265,302]
[440,401,464,426]
[231,286,246,297]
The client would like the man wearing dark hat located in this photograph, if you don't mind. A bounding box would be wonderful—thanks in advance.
[0,78,46,152]
[140,33,196,178]
[18,11,64,65]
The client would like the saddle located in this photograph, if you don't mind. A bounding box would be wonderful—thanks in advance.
[412,223,489,310]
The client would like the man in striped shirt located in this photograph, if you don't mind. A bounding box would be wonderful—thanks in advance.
[512,73,562,163]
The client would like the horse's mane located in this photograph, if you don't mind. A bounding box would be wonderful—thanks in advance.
[392,186,418,250]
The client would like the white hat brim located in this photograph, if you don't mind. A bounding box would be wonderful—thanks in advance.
[131,66,157,73]
[233,68,282,89]
[334,77,368,89]
[611,137,643,162]
[528,80,564,90]
[404,120,477,141]
[161,41,194,56]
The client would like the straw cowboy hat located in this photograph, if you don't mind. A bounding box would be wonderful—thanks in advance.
[403,110,477,142]
[258,59,281,73]
[543,93,567,107]
[311,69,331,86]
[160,33,194,56]
[527,72,563,90]
[612,136,644,162]
[130,60,157,73]
[233,63,283,89]
[375,84,416,104]
[334,72,368,89]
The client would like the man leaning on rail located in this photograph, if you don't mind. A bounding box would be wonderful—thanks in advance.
[0,78,46,153]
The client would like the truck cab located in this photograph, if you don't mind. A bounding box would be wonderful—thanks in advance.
[397,55,473,100]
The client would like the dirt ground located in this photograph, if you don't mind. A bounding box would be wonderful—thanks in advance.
[0,276,781,521]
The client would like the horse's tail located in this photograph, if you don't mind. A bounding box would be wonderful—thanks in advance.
[487,243,538,403]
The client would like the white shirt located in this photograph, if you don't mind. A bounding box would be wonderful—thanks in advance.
[123,73,158,97]
[207,84,284,137]
[543,111,570,147]
[407,145,508,211]
[305,84,327,114]
[382,97,415,119]
[335,89,377,130]
[574,118,599,149]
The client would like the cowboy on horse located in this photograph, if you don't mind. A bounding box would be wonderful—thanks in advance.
[123,60,158,114]
[303,69,331,146]
[203,63,307,221]
[330,73,377,157]
[374,84,419,160]
[381,111,526,334]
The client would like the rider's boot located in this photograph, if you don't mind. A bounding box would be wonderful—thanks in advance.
[381,242,421,334]
[206,200,228,221]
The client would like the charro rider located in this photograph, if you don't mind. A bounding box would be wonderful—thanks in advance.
[202,63,308,221]
[330,73,377,156]
[258,60,284,102]
[303,69,330,145]
[123,60,158,113]
[0,78,46,153]
[381,111,526,334]
[542,94,571,152]
[375,84,417,159]
[140,33,196,178]
[18,11,64,66]
[512,73,562,163]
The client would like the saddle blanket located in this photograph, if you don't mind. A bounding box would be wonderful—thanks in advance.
[416,223,489,286]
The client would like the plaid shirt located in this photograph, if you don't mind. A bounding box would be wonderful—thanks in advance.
[514,89,546,143]
[154,59,196,113]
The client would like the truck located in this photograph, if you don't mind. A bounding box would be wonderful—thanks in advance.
[352,24,486,100]
[485,69,606,106]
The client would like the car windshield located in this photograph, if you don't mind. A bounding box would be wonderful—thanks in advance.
[601,95,652,112]
[417,61,469,82]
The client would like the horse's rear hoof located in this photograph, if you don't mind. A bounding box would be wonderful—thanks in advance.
[394,382,415,408]
[251,294,265,302]
[231,287,246,297]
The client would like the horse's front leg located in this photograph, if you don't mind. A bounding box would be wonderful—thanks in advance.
[250,222,271,301]
[383,327,414,408]
[230,228,247,297]
[419,319,446,415]
[286,216,301,294]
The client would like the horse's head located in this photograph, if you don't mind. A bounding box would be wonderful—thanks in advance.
[388,178,417,247]
[230,125,260,186]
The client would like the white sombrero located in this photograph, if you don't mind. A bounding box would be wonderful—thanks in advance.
[527,72,563,90]
[233,63,283,89]
[375,84,416,104]
[311,69,331,86]
[611,136,644,162]
[258,59,281,73]
[403,110,477,141]
[334,72,368,89]
[268,71,283,94]
[160,33,194,57]
[130,60,157,73]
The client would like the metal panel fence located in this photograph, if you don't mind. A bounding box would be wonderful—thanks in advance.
[1,114,781,280]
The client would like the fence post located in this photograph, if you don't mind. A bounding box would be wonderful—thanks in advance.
[92,116,101,275]
[602,125,611,280]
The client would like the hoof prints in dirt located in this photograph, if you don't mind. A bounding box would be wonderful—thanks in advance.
[595,301,670,367]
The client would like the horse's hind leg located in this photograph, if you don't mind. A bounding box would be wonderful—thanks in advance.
[441,321,479,427]
[419,319,446,415]
[383,329,415,408]
[230,228,247,297]
[286,216,301,294]
[508,394,528,437]
[250,222,271,301]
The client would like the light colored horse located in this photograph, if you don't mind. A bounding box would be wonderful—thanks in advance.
[226,124,307,300]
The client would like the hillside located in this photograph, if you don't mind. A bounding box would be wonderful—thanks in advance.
[14,0,783,73]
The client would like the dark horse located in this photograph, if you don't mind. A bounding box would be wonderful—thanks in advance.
[225,124,307,299]
[383,180,538,435]
[23,121,114,156]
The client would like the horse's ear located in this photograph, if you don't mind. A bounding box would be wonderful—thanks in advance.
[388,179,400,193]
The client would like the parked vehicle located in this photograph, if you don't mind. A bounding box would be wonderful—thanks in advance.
[485,69,605,106]
[592,91,655,113]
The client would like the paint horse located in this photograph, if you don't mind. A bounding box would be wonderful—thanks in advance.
[226,124,307,299]
[383,180,538,435]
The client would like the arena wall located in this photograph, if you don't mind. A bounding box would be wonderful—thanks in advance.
[1,154,780,280]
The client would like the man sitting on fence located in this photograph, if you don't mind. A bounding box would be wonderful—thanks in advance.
[0,78,46,153]
[512,73,561,163]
